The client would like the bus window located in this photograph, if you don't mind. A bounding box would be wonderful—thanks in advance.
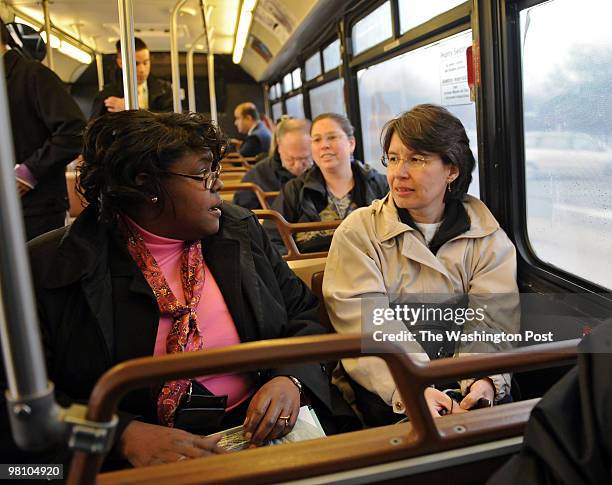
[352,2,392,56]
[322,39,341,72]
[521,0,612,289]
[292,68,302,89]
[285,93,304,118]
[356,29,479,197]
[399,0,466,34]
[309,79,346,119]
[272,101,283,122]
[305,52,322,81]
[283,72,293,94]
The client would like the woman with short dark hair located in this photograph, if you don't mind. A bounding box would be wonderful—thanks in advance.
[3,110,357,468]
[323,104,518,427]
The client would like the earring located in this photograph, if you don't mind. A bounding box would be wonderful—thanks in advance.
[151,196,158,203]
[447,182,452,193]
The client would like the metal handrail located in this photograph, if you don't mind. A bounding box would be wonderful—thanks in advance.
[170,0,187,113]
[117,0,138,109]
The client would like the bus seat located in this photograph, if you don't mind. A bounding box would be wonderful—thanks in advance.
[287,257,327,290]
[71,335,577,485]
[66,170,86,220]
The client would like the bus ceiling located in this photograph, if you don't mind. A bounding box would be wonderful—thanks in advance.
[0,0,353,82]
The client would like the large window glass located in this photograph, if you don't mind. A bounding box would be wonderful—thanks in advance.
[309,79,346,119]
[323,39,341,72]
[269,84,277,100]
[285,94,305,119]
[305,53,322,81]
[283,73,293,94]
[272,102,283,122]
[275,82,282,97]
[399,0,466,34]
[352,2,393,55]
[357,30,478,196]
[292,68,302,89]
[521,0,612,289]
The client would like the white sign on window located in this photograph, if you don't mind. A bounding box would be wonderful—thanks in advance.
[439,44,470,106]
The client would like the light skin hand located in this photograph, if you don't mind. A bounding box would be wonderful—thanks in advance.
[16,180,31,197]
[460,378,495,410]
[119,420,226,467]
[243,376,300,445]
[424,387,467,418]
[104,96,126,112]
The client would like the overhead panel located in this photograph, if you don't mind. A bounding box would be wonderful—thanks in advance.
[239,0,317,81]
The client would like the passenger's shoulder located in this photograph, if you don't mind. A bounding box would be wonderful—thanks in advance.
[220,202,254,223]
[27,226,69,267]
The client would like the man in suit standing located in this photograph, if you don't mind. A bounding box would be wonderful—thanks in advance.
[233,102,272,157]
[1,19,85,240]
[90,37,172,118]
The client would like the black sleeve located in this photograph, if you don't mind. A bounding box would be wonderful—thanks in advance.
[239,135,262,158]
[246,215,333,407]
[232,170,261,210]
[22,65,85,179]
[90,90,108,120]
[489,325,612,485]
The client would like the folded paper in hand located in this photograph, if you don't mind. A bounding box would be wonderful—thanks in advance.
[211,405,326,452]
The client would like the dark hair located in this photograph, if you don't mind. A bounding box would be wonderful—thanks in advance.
[381,104,475,200]
[311,113,355,138]
[78,110,227,221]
[115,37,148,53]
[0,19,9,45]
[240,105,260,121]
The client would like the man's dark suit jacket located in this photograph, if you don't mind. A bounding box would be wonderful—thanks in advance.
[239,121,272,157]
[4,49,85,217]
[90,76,173,119]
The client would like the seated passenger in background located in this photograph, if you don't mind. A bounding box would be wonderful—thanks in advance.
[233,118,312,210]
[0,110,357,468]
[233,102,272,157]
[323,104,518,427]
[268,112,388,254]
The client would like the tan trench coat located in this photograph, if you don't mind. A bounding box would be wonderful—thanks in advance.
[323,194,519,414]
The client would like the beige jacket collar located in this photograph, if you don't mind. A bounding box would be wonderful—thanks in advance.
[373,193,500,244]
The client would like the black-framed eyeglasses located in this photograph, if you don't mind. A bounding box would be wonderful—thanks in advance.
[163,167,221,190]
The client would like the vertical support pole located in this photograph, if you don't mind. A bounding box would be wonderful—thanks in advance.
[207,51,217,123]
[95,53,105,92]
[42,0,54,71]
[186,32,205,113]
[117,0,138,109]
[0,38,62,454]
[171,0,187,113]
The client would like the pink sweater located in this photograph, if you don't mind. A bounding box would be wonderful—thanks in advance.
[127,218,254,410]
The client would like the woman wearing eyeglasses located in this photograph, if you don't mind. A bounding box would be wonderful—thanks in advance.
[9,110,358,468]
[323,104,519,427]
[268,112,388,254]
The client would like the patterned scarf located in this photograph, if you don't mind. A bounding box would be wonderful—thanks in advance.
[119,217,205,427]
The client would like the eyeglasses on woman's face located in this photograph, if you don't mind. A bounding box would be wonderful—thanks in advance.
[381,153,432,169]
[163,165,221,190]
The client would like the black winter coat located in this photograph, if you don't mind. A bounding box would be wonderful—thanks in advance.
[4,50,85,216]
[268,161,389,254]
[90,76,173,119]
[489,321,612,485]
[0,203,357,467]
[233,151,295,210]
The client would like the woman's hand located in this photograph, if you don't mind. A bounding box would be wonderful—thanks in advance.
[460,378,495,410]
[243,376,301,445]
[424,388,467,418]
[119,421,225,467]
